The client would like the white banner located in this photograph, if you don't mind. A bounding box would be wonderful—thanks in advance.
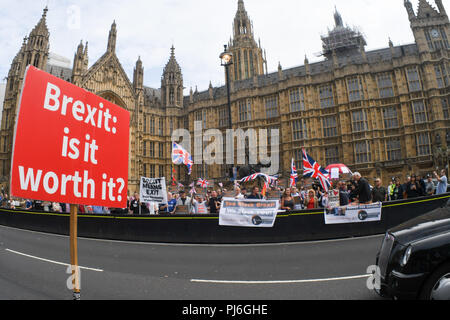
[219,198,279,228]
[324,202,382,225]
[140,177,168,204]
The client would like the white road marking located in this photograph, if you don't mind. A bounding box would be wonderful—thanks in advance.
[191,274,370,285]
[5,249,103,272]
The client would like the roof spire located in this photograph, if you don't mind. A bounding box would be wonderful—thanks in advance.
[334,6,344,27]
[238,0,245,12]
[107,20,117,53]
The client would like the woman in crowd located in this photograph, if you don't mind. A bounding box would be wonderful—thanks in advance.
[304,189,319,210]
[280,188,295,211]
[405,175,423,199]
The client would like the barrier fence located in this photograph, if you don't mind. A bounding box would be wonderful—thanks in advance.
[0,194,448,244]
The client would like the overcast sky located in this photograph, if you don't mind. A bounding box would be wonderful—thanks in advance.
[0,0,431,93]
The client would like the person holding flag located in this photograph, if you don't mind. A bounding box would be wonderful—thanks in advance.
[302,149,331,192]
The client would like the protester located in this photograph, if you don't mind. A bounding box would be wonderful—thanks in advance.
[417,175,426,196]
[78,204,85,213]
[92,205,104,214]
[371,178,387,203]
[304,189,319,209]
[234,187,245,199]
[207,191,221,214]
[348,180,358,203]
[405,175,422,199]
[176,191,192,214]
[160,192,177,215]
[129,193,140,214]
[352,172,372,204]
[320,191,329,208]
[280,188,295,211]
[25,199,33,210]
[52,202,62,213]
[338,181,350,206]
[192,195,208,214]
[434,170,448,195]
[425,175,435,196]
[43,201,52,212]
[147,202,159,215]
[391,177,403,200]
[399,176,410,199]
[140,201,150,214]
[247,187,264,200]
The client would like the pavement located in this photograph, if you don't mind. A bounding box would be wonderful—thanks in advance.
[0,224,385,300]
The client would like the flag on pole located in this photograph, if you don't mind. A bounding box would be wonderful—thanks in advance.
[172,142,193,175]
[197,179,210,189]
[290,158,298,188]
[302,149,331,192]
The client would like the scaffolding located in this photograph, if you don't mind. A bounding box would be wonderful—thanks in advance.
[321,25,366,58]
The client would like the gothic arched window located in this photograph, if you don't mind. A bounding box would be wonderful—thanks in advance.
[33,54,40,67]
[169,88,175,105]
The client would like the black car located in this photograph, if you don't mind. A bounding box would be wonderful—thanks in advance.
[375,199,450,300]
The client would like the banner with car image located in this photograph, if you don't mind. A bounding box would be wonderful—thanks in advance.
[219,198,279,228]
[324,203,382,225]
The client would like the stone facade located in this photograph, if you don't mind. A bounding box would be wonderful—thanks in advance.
[0,0,449,194]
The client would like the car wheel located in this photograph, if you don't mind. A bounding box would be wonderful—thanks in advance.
[419,263,450,300]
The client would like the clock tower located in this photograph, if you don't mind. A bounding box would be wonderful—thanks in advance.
[404,0,449,53]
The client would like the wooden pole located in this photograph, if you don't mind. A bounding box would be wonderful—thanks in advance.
[70,204,81,300]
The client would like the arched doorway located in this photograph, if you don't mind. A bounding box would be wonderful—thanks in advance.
[96,90,128,111]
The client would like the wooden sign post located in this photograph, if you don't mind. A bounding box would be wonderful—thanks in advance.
[70,204,81,300]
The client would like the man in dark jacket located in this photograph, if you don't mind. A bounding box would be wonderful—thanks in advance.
[353,172,372,204]
[371,178,387,203]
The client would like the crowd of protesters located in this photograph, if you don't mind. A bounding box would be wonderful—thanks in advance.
[0,169,447,215]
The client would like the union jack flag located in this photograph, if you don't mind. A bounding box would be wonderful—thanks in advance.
[172,142,193,175]
[197,179,210,189]
[240,173,278,191]
[290,158,298,188]
[302,149,331,192]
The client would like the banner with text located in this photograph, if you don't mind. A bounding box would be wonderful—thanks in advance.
[11,66,130,208]
[324,203,382,225]
[140,177,168,204]
[219,198,279,228]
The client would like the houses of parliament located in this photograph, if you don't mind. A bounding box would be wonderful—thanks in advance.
[0,0,449,192]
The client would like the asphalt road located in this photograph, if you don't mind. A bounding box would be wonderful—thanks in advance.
[0,224,385,300]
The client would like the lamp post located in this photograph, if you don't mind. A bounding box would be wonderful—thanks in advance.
[220,45,233,129]
[220,45,234,180]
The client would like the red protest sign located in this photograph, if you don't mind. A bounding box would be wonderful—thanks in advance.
[11,66,129,208]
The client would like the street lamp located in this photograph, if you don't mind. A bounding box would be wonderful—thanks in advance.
[220,45,233,129]
[220,45,234,179]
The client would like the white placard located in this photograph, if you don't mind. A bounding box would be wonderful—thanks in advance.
[324,202,382,225]
[140,177,168,204]
[219,198,279,228]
